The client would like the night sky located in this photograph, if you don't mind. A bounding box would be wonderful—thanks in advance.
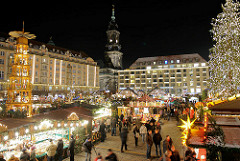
[1,0,225,68]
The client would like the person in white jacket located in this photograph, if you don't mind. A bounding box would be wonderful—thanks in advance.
[139,124,147,143]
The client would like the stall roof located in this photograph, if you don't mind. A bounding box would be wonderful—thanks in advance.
[214,116,240,126]
[210,98,240,115]
[222,126,240,148]
[0,106,92,131]
[138,94,155,102]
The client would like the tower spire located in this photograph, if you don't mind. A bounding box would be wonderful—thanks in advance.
[111,5,115,21]
[22,21,25,33]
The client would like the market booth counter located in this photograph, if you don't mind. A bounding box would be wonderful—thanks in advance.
[0,106,92,161]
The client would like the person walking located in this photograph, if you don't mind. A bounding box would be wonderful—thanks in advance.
[133,123,140,147]
[83,137,93,161]
[99,121,106,142]
[120,125,128,153]
[56,139,63,161]
[118,119,123,134]
[111,118,117,136]
[140,123,147,143]
[105,149,118,161]
[68,135,75,161]
[153,129,162,157]
[46,139,57,161]
[146,130,153,160]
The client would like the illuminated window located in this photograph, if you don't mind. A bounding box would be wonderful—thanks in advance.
[196,88,201,93]
[190,88,194,93]
[164,60,168,64]
[176,59,180,63]
[146,66,151,70]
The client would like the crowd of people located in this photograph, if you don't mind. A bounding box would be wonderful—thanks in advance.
[0,112,199,161]
[93,113,199,161]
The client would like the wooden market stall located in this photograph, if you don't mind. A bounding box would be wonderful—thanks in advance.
[0,106,92,161]
[127,94,165,118]
[185,99,240,161]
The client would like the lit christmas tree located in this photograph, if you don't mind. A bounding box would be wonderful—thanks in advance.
[209,0,240,98]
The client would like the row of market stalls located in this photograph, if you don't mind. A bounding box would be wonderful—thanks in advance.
[0,106,92,161]
[186,98,240,161]
[117,88,183,120]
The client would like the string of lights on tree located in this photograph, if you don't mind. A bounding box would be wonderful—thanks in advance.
[209,0,240,98]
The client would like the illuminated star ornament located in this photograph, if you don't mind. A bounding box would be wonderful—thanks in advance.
[179,116,196,146]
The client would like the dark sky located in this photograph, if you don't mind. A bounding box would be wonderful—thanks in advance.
[1,0,225,68]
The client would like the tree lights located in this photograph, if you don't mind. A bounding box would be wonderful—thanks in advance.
[209,0,240,98]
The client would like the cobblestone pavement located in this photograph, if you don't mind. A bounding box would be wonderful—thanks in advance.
[64,118,184,161]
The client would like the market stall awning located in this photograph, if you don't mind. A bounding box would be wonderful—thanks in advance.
[209,98,240,115]
[138,94,155,102]
[0,106,92,130]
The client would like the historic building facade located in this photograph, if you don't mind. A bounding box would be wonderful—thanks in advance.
[99,5,123,93]
[118,53,209,96]
[0,33,99,97]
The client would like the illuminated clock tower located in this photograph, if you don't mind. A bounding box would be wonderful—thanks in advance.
[99,5,123,93]
[105,5,123,69]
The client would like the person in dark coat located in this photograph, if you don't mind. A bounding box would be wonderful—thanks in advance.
[105,149,118,161]
[184,147,193,161]
[153,129,162,157]
[111,118,117,136]
[68,135,75,161]
[83,137,93,161]
[118,119,123,134]
[133,124,139,147]
[120,114,124,121]
[99,122,106,142]
[146,130,153,160]
[120,126,128,152]
[170,146,180,161]
[56,139,63,161]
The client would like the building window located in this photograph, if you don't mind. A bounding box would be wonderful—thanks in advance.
[164,79,169,82]
[0,51,4,56]
[164,60,168,64]
[0,71,4,79]
[170,60,174,63]
[176,59,180,63]
[0,59,4,64]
